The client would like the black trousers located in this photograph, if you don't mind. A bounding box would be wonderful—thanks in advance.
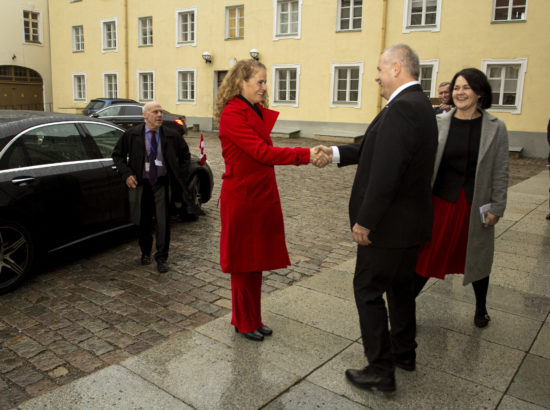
[138,177,170,262]
[353,245,420,375]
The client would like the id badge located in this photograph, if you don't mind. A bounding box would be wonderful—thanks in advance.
[154,159,163,166]
[145,161,150,172]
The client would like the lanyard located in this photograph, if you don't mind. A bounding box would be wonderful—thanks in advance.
[146,130,159,156]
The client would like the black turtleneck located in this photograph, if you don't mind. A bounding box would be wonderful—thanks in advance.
[237,95,263,120]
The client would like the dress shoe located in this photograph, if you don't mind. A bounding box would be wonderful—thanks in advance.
[257,325,273,336]
[242,330,264,342]
[157,260,169,273]
[474,309,491,328]
[546,213,550,220]
[345,366,396,392]
[141,254,152,265]
[395,358,415,371]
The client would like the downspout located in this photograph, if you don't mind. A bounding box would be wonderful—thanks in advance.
[124,0,129,98]
[377,0,388,112]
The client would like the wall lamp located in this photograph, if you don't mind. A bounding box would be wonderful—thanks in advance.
[249,49,259,60]
[202,51,212,64]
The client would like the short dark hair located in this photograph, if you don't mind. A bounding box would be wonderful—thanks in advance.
[449,68,492,109]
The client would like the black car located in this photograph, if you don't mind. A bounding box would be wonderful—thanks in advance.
[91,104,187,136]
[82,98,138,115]
[0,110,213,294]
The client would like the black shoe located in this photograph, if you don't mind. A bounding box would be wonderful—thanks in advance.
[395,358,415,371]
[474,309,491,328]
[546,213,550,220]
[257,325,273,336]
[345,366,396,392]
[157,260,169,273]
[242,330,264,342]
[141,254,152,265]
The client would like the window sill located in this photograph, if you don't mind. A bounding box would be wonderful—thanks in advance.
[72,50,84,53]
[138,44,153,48]
[225,37,244,41]
[336,29,362,33]
[491,19,526,24]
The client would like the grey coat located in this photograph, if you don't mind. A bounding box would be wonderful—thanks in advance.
[434,108,509,285]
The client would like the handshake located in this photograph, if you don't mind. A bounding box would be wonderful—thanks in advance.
[309,145,333,168]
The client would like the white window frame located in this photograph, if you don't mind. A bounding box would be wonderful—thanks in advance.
[103,72,118,99]
[225,5,244,39]
[72,73,87,102]
[271,64,300,107]
[337,0,363,32]
[72,25,84,52]
[273,0,302,40]
[101,18,118,53]
[23,10,42,44]
[481,58,528,114]
[492,0,528,22]
[175,8,197,47]
[138,16,153,46]
[402,0,441,33]
[330,62,364,108]
[176,68,197,105]
[137,70,155,102]
[419,59,439,98]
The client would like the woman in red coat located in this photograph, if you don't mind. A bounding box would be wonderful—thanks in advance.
[215,59,324,341]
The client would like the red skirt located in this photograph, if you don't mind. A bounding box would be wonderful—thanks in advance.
[416,189,471,279]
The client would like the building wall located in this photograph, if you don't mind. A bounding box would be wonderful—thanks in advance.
[49,0,549,156]
[1,0,52,111]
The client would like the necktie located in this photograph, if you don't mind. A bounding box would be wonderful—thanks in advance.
[149,130,157,185]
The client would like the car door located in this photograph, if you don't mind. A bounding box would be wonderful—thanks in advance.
[119,106,145,129]
[80,122,130,225]
[0,122,113,249]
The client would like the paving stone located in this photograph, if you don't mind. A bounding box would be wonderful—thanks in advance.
[115,320,147,336]
[149,320,182,337]
[47,340,79,356]
[56,324,93,343]
[125,340,152,355]
[63,350,105,373]
[78,336,115,356]
[168,302,198,317]
[95,328,135,349]
[25,378,59,397]
[137,329,165,345]
[3,311,39,330]
[23,325,63,346]
[103,300,138,316]
[48,366,69,379]
[77,318,110,333]
[35,313,72,330]
[99,349,132,365]
[0,350,24,374]
[5,335,46,359]
[6,365,43,387]
[0,384,28,409]
[29,351,65,371]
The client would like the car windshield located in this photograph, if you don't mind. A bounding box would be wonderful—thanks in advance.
[84,101,106,110]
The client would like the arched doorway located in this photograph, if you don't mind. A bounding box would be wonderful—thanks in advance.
[0,66,44,110]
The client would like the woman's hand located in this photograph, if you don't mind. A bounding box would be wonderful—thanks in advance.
[484,212,500,227]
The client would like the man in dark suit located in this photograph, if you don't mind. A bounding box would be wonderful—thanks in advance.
[112,101,191,273]
[314,44,438,392]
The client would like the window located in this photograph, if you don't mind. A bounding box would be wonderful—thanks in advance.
[0,124,88,169]
[23,10,41,43]
[82,123,124,159]
[482,58,528,114]
[72,26,84,52]
[330,63,364,108]
[493,0,527,22]
[72,73,86,102]
[403,0,441,32]
[419,60,439,98]
[101,19,117,52]
[177,69,196,103]
[226,6,244,39]
[103,73,118,98]
[274,0,302,40]
[138,71,154,102]
[138,17,153,46]
[272,65,300,107]
[176,8,196,46]
[338,0,362,31]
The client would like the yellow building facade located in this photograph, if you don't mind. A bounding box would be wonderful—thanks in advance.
[49,0,550,156]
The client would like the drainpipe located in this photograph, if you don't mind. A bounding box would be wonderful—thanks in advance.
[124,0,129,98]
[377,0,388,112]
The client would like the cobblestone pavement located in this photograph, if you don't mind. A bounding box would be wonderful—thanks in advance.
[0,131,548,408]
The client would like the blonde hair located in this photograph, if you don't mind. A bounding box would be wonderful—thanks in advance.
[214,59,269,121]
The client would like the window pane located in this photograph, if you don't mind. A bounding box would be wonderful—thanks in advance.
[84,123,124,158]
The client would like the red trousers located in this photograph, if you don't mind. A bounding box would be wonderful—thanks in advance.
[230,272,264,333]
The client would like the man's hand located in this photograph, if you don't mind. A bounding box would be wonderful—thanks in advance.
[352,223,371,246]
[126,175,138,189]
[484,212,499,228]
[310,145,333,168]
[438,103,451,112]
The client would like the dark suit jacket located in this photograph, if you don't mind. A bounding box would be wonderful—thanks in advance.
[338,84,438,248]
[112,123,191,223]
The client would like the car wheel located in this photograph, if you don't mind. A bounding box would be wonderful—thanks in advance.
[0,219,35,294]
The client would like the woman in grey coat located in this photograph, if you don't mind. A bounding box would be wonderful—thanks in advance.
[414,68,509,328]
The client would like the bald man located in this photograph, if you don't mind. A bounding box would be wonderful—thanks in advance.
[113,102,191,273]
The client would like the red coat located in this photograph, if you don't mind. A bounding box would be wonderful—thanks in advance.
[218,97,310,273]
